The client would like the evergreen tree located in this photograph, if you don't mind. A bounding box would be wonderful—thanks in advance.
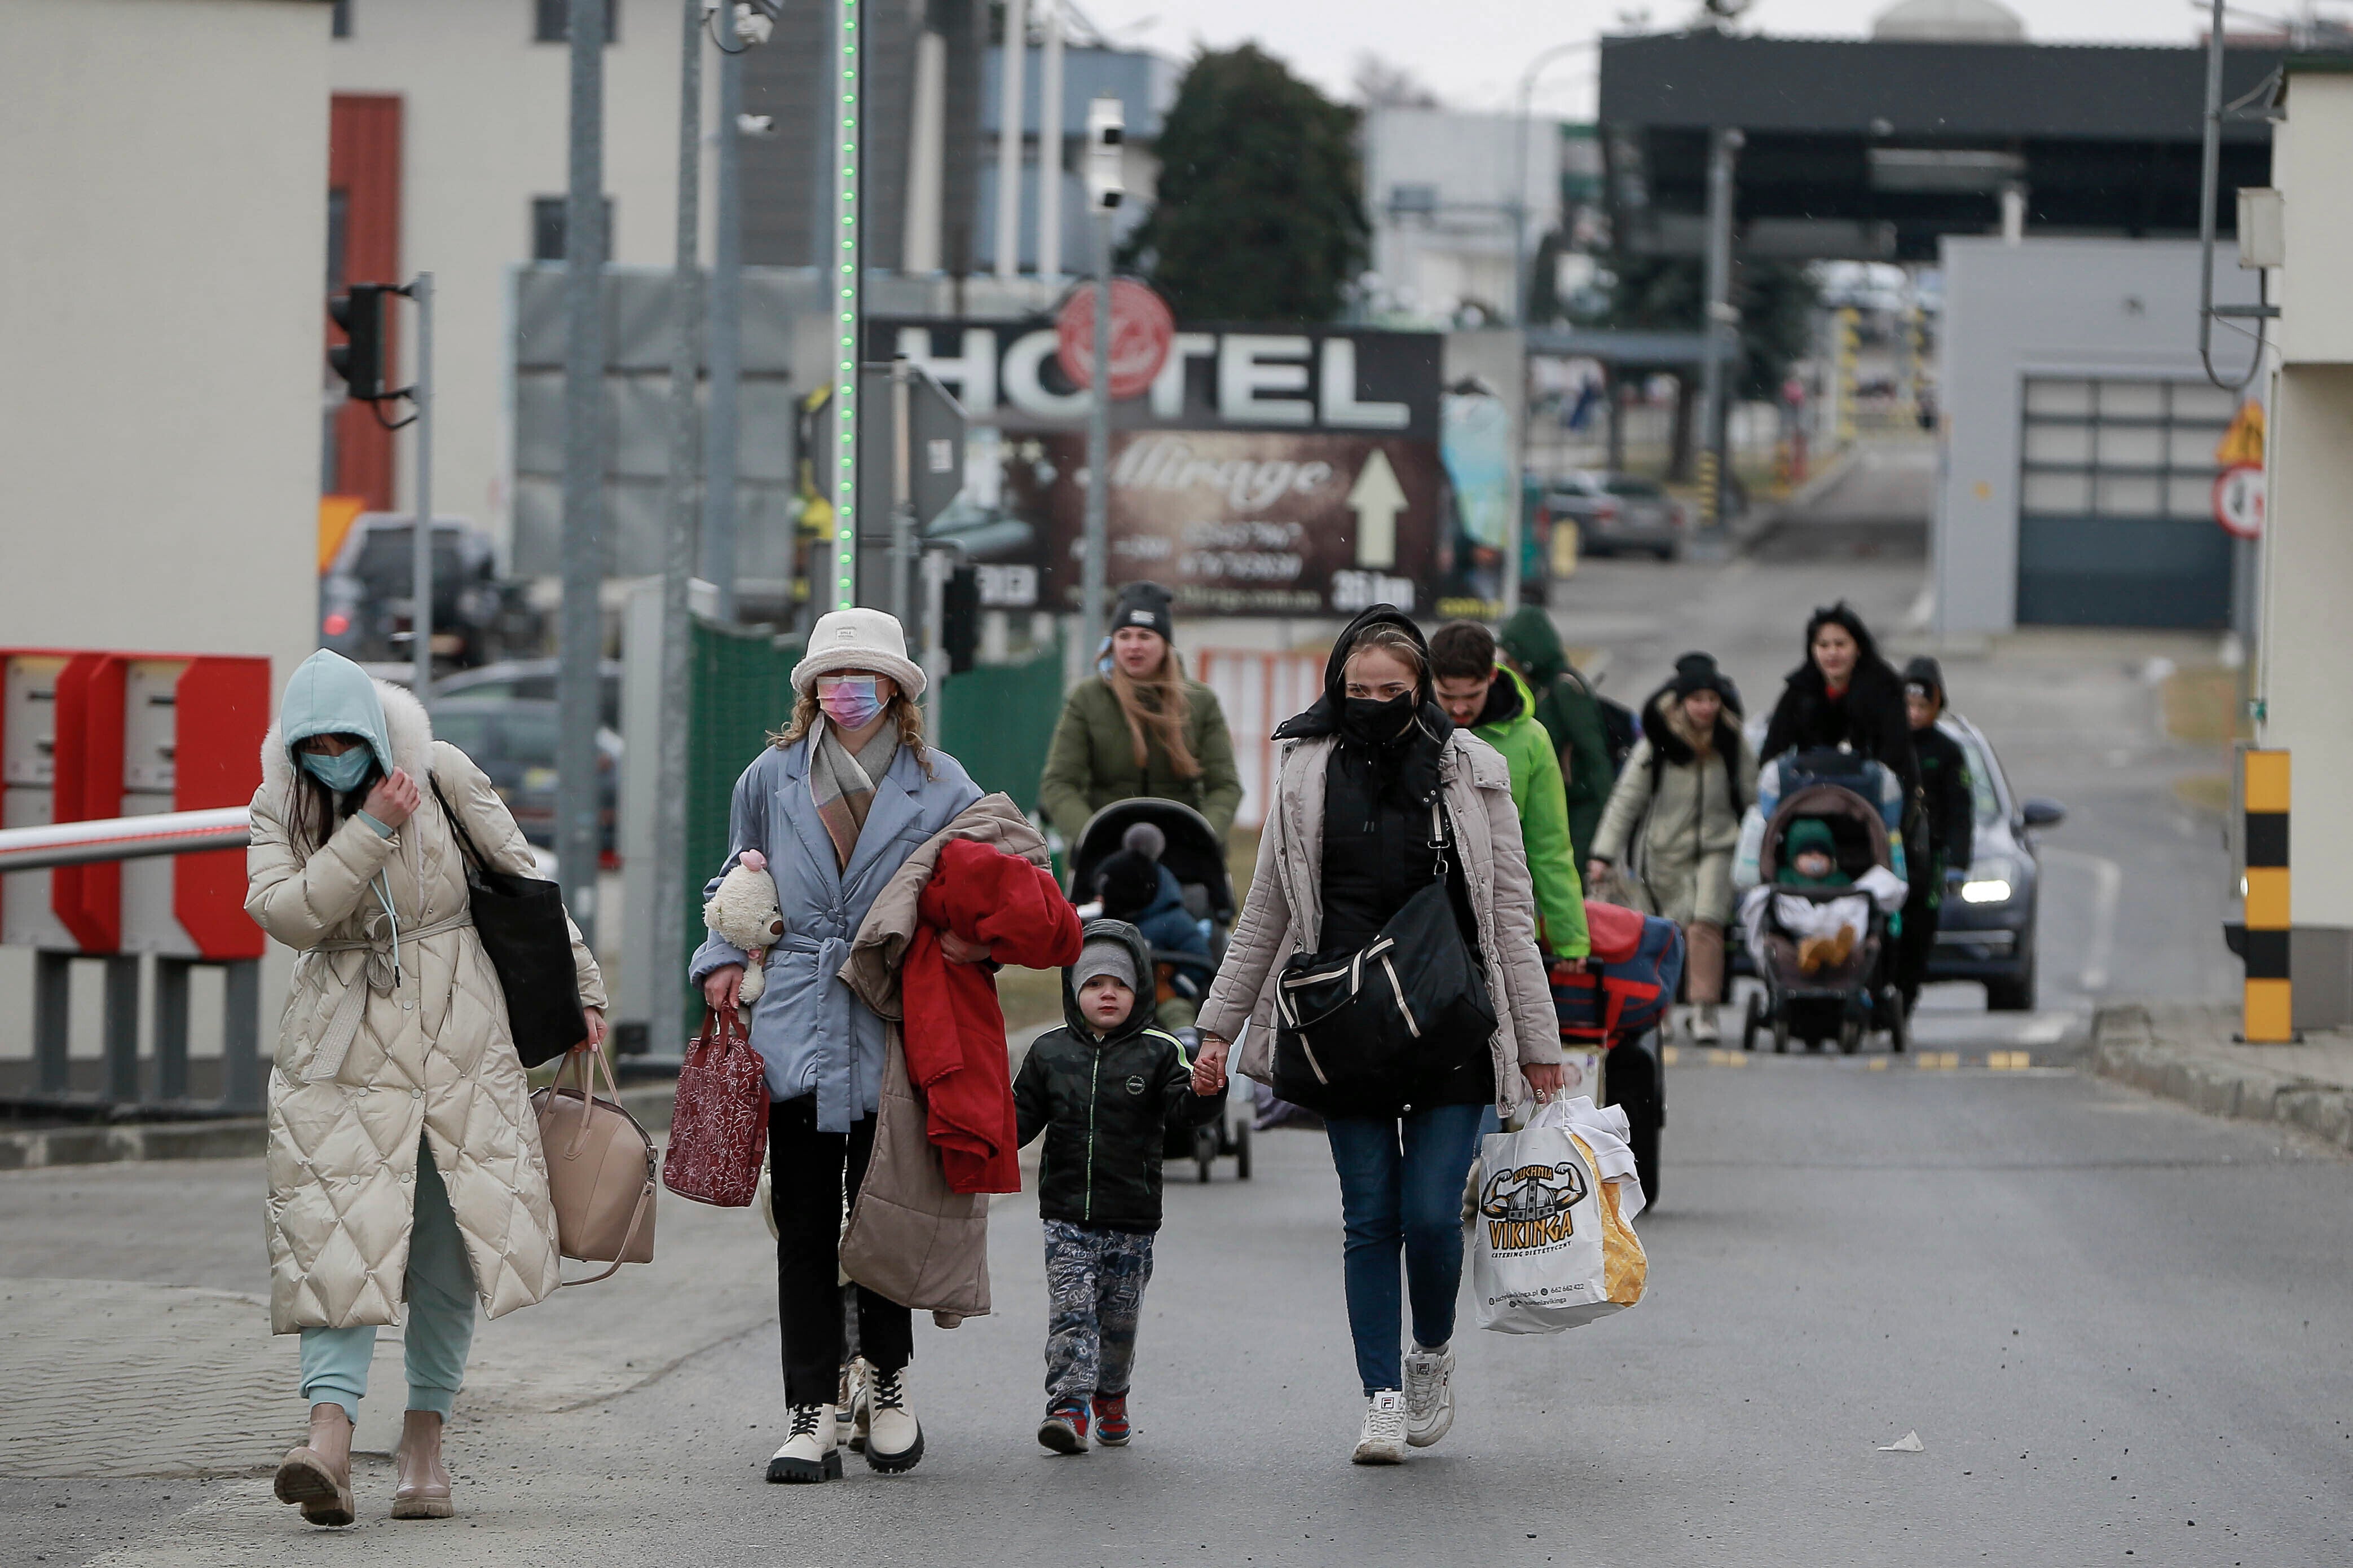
[1120,47,1370,323]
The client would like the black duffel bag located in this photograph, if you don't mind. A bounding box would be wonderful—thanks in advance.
[1271,802,1495,1117]
[429,775,589,1068]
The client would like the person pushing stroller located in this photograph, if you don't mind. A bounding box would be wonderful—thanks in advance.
[1013,921,1226,1452]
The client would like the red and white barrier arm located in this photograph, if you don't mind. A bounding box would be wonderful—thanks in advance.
[0,809,253,874]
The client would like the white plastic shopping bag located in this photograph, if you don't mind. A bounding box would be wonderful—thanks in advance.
[1471,1096,1647,1334]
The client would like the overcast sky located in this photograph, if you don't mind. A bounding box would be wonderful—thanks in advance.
[1075,0,2271,118]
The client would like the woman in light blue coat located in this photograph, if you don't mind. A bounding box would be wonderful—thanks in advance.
[690,608,981,1484]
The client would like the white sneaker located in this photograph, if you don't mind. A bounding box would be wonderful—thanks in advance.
[765,1403,840,1483]
[1402,1343,1456,1447]
[863,1364,924,1474]
[1690,1004,1721,1044]
[1352,1390,1408,1465]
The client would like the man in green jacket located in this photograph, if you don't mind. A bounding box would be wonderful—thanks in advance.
[1037,582,1244,848]
[1496,606,1615,867]
[1430,621,1589,960]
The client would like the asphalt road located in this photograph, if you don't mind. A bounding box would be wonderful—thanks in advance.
[38,1058,2351,1568]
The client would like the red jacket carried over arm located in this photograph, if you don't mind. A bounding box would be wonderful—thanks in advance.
[901,838,1082,1193]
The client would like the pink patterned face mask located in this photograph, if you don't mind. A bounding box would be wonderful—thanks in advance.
[817,675,884,731]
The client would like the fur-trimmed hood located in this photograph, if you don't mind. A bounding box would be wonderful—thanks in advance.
[1640,685,1742,769]
[259,672,434,797]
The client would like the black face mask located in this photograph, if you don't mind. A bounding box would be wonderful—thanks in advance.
[1340,691,1417,746]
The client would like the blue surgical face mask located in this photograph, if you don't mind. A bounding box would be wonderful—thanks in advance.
[299,745,375,794]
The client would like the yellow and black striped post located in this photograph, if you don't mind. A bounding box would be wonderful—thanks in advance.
[2242,748,2291,1042]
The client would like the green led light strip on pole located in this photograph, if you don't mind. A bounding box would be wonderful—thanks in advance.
[831,0,861,609]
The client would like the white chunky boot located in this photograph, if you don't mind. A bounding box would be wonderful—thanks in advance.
[766,1403,841,1484]
[1690,1002,1722,1044]
[1352,1390,1407,1465]
[863,1365,924,1474]
[1402,1343,1456,1447]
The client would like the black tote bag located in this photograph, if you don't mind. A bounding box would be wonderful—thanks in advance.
[429,775,589,1068]
[1270,803,1496,1117]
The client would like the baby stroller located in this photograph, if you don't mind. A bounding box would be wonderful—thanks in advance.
[1067,800,1249,1182]
[1735,750,1911,1056]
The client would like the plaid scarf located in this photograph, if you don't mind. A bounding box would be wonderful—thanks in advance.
[809,720,901,871]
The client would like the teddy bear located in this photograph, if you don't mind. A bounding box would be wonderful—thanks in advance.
[702,849,784,1007]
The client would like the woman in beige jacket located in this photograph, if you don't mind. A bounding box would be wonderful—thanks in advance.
[245,651,604,1527]
[1586,652,1758,1043]
[1190,609,1562,1466]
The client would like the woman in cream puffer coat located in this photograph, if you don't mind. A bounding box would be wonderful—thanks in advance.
[245,651,603,1527]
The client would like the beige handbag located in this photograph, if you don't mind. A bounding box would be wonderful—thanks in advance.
[531,1045,658,1286]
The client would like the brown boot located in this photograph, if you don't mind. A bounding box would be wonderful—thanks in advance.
[1827,925,1857,969]
[1797,937,1830,975]
[391,1410,455,1520]
[275,1403,356,1527]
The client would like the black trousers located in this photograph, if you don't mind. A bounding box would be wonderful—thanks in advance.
[1894,870,1942,1009]
[769,1094,912,1407]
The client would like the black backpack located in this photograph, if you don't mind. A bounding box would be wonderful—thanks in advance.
[1596,694,1639,778]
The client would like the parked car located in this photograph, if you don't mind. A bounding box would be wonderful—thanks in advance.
[1927,711,2066,1012]
[319,514,536,672]
[426,696,622,863]
[433,659,624,732]
[1535,471,1686,561]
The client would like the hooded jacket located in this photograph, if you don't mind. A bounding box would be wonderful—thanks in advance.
[1471,666,1589,959]
[1760,604,1920,796]
[1196,607,1563,1114]
[246,653,605,1334]
[1901,657,1977,874]
[1012,918,1226,1233]
[1497,606,1615,862]
[1591,683,1760,928]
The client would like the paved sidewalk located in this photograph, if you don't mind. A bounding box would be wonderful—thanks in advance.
[2091,1001,2353,1151]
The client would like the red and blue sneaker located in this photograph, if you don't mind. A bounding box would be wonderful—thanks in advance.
[1091,1393,1130,1447]
[1038,1402,1090,1455]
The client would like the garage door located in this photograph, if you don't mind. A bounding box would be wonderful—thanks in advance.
[2015,377,2239,628]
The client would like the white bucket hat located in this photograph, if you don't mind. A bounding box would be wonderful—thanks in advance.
[792,607,926,699]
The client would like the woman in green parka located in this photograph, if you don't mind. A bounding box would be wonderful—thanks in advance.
[1038,582,1243,845]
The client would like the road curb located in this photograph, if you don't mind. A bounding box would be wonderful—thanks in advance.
[0,1083,678,1170]
[2090,1003,2353,1150]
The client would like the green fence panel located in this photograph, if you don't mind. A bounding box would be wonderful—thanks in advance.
[939,641,1066,816]
[681,620,800,1043]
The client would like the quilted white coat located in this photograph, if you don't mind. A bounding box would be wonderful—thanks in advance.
[246,681,605,1334]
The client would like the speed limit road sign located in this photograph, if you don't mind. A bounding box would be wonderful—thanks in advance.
[2213,463,2264,541]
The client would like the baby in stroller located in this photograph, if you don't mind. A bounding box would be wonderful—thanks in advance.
[1731,749,1911,1053]
[1743,816,1906,975]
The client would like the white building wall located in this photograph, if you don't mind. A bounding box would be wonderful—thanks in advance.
[330,0,718,554]
[1933,237,2260,637]
[2261,73,2353,935]
[1363,108,1559,323]
[1,0,327,675]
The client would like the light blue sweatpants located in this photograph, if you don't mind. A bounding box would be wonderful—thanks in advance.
[298,1139,477,1423]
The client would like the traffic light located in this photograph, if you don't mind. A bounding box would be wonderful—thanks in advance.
[1085,95,1125,214]
[328,283,390,400]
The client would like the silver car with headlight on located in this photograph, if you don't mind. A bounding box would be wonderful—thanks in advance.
[1927,712,2065,1011]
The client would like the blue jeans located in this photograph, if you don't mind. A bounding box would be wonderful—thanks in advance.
[298,1139,476,1423]
[1324,1102,1487,1396]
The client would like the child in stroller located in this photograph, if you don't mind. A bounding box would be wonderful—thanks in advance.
[1733,755,1910,1054]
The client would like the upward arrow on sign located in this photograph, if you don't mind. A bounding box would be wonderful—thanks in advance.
[1348,448,1406,569]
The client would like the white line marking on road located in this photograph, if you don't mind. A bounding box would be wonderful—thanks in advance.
[2044,847,2123,995]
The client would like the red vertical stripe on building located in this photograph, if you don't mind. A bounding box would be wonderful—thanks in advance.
[328,94,403,511]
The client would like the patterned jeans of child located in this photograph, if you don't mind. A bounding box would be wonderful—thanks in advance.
[1043,1219,1155,1404]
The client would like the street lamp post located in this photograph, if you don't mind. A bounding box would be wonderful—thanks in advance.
[1081,94,1123,638]
[558,0,608,944]
[1510,39,1593,327]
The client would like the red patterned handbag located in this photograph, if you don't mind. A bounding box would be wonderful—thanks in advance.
[662,1008,770,1207]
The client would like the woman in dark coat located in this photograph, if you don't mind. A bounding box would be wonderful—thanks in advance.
[1759,602,1920,796]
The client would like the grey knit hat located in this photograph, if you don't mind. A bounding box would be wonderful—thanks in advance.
[1071,937,1140,995]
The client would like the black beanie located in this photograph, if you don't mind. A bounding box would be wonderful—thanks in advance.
[1901,655,1946,707]
[1111,581,1176,645]
[1096,850,1161,920]
[1669,651,1742,715]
